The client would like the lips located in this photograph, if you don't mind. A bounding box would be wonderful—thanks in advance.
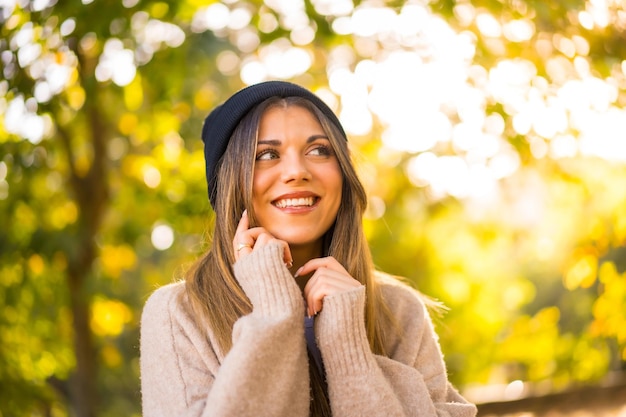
[274,197,318,208]
[272,192,320,209]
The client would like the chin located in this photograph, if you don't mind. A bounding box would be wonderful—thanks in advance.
[279,236,319,247]
[273,232,325,248]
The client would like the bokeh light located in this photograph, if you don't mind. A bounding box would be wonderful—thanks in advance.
[151,224,174,251]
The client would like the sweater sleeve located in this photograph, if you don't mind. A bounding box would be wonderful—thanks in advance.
[140,243,310,417]
[315,283,477,417]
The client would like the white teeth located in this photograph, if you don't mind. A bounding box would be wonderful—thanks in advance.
[275,197,315,208]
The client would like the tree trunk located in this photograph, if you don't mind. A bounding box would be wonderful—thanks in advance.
[68,268,98,417]
[60,94,109,417]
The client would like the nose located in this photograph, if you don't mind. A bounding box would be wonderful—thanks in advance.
[280,152,311,183]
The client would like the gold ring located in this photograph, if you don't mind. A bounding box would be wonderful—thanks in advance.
[236,243,252,252]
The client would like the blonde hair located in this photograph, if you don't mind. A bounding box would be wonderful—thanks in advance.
[186,96,394,414]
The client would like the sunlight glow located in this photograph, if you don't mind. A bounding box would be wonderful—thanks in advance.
[312,0,353,16]
[318,4,553,197]
[142,165,161,189]
[550,134,578,159]
[504,380,526,400]
[60,18,76,36]
[453,3,476,27]
[240,59,267,85]
[11,21,34,50]
[0,0,17,20]
[228,7,252,30]
[240,40,312,84]
[476,13,501,37]
[17,42,41,67]
[138,18,185,49]
[351,6,396,37]
[502,19,535,42]
[234,28,261,53]
[217,50,241,75]
[263,45,311,78]
[131,13,185,65]
[365,195,386,220]
[95,38,136,86]
[264,0,305,17]
[39,62,71,100]
[578,107,626,162]
[489,150,520,179]
[258,12,278,33]
[4,96,45,143]
[290,25,315,46]
[406,153,499,200]
[151,224,174,251]
[3,0,625,204]
[191,3,230,32]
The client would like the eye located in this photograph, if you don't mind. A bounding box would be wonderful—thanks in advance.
[255,148,279,161]
[308,144,333,157]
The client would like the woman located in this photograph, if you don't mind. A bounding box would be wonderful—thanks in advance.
[140,81,477,417]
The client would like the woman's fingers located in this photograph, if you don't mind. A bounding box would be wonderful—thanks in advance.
[295,257,332,277]
[301,257,361,316]
[253,232,293,267]
[233,210,254,258]
[232,210,292,266]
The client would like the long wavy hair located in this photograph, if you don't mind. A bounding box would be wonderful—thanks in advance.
[186,96,394,416]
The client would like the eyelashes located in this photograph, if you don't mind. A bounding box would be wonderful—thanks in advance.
[255,144,335,161]
[310,144,333,157]
[255,148,279,161]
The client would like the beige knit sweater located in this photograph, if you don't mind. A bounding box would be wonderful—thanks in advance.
[140,242,477,417]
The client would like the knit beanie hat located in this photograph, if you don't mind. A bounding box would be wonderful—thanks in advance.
[201,80,346,208]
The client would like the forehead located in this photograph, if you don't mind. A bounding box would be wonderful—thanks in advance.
[258,105,325,134]
[262,102,316,118]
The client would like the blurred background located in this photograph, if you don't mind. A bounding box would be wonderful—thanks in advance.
[1,0,625,416]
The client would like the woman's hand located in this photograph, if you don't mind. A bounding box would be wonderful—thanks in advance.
[233,210,293,267]
[297,257,362,317]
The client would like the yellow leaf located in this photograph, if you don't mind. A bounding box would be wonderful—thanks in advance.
[90,298,133,337]
[194,84,216,111]
[123,74,143,111]
[66,84,86,110]
[100,244,137,278]
[49,200,78,229]
[118,113,139,135]
[149,2,169,18]
[101,344,123,368]
[28,254,45,275]
[564,254,597,290]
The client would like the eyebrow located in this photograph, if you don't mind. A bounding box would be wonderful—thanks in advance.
[257,134,329,146]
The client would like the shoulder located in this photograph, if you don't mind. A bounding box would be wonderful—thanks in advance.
[374,271,445,354]
[140,280,218,355]
[142,281,187,316]
[375,271,431,320]
[141,281,195,335]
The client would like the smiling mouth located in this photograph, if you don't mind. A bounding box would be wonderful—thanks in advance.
[273,197,319,208]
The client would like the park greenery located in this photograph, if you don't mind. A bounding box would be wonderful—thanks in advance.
[1,0,625,416]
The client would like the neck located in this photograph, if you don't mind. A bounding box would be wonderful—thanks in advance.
[289,240,324,292]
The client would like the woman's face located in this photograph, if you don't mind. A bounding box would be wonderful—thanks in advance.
[252,105,342,252]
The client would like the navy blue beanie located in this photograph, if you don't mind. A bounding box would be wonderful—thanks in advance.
[201,81,347,208]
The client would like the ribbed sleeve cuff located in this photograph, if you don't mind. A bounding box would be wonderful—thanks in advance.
[315,286,375,375]
[233,242,304,317]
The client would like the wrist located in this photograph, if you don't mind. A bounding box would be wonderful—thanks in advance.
[233,242,304,317]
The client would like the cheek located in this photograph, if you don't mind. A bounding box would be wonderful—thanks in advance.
[251,171,269,200]
[328,170,343,212]
[251,171,275,224]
